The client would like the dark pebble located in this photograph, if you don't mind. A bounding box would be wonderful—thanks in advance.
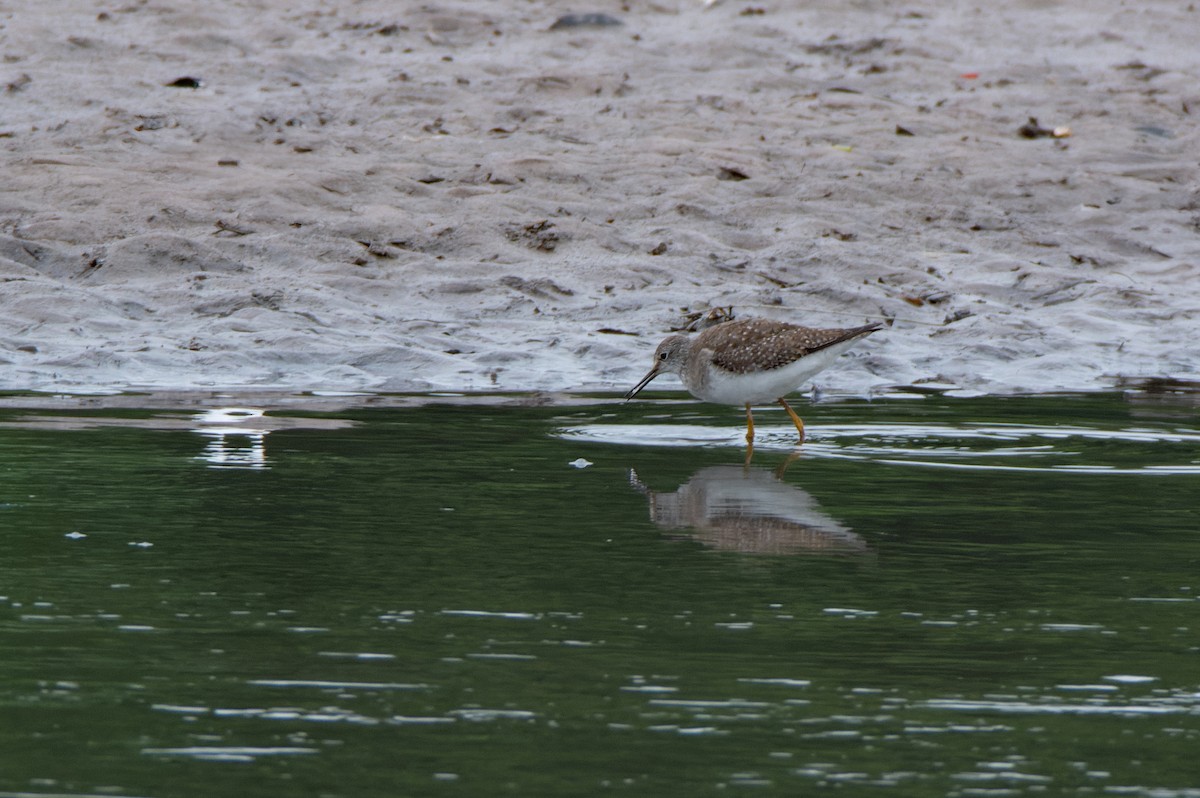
[549,13,622,30]
[1134,125,1173,139]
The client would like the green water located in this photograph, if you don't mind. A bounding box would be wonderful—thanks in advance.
[1,393,1198,797]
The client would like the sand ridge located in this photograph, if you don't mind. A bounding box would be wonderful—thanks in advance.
[1,0,1197,395]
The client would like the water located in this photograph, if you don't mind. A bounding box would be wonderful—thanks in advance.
[1,391,1198,797]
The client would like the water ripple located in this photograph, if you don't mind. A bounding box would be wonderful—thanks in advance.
[141,746,318,761]
[559,421,1200,475]
[923,698,1189,716]
[246,679,428,690]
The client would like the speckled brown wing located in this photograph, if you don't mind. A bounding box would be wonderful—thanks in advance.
[702,319,881,375]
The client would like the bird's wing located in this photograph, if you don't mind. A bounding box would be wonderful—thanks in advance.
[707,320,880,374]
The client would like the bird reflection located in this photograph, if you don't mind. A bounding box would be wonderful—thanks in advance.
[629,465,867,555]
[195,430,268,470]
[193,408,270,470]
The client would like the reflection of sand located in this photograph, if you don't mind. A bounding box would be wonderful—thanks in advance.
[0,406,356,469]
[631,466,867,555]
[1,1,1197,395]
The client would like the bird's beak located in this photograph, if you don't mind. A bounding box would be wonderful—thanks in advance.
[624,364,661,401]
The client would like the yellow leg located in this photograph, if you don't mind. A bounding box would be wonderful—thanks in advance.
[743,403,755,466]
[778,397,805,444]
[773,451,802,479]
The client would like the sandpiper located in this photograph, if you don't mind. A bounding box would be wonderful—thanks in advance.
[624,317,882,444]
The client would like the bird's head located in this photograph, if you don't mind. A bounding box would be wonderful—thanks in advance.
[624,335,690,400]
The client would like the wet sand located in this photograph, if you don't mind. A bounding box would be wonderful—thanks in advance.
[1,0,1197,396]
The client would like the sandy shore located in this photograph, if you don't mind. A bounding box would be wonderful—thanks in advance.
[1,0,1197,397]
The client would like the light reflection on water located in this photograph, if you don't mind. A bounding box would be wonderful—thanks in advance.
[562,420,1200,474]
[0,405,358,471]
[192,408,270,470]
[0,394,1198,797]
[922,697,1194,716]
[141,746,319,762]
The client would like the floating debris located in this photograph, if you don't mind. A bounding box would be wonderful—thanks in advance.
[676,306,735,333]
[1018,117,1071,139]
[6,73,32,93]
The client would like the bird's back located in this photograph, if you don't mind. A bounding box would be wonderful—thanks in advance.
[700,318,881,375]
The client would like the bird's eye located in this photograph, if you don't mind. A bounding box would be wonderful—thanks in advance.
[658,352,668,360]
